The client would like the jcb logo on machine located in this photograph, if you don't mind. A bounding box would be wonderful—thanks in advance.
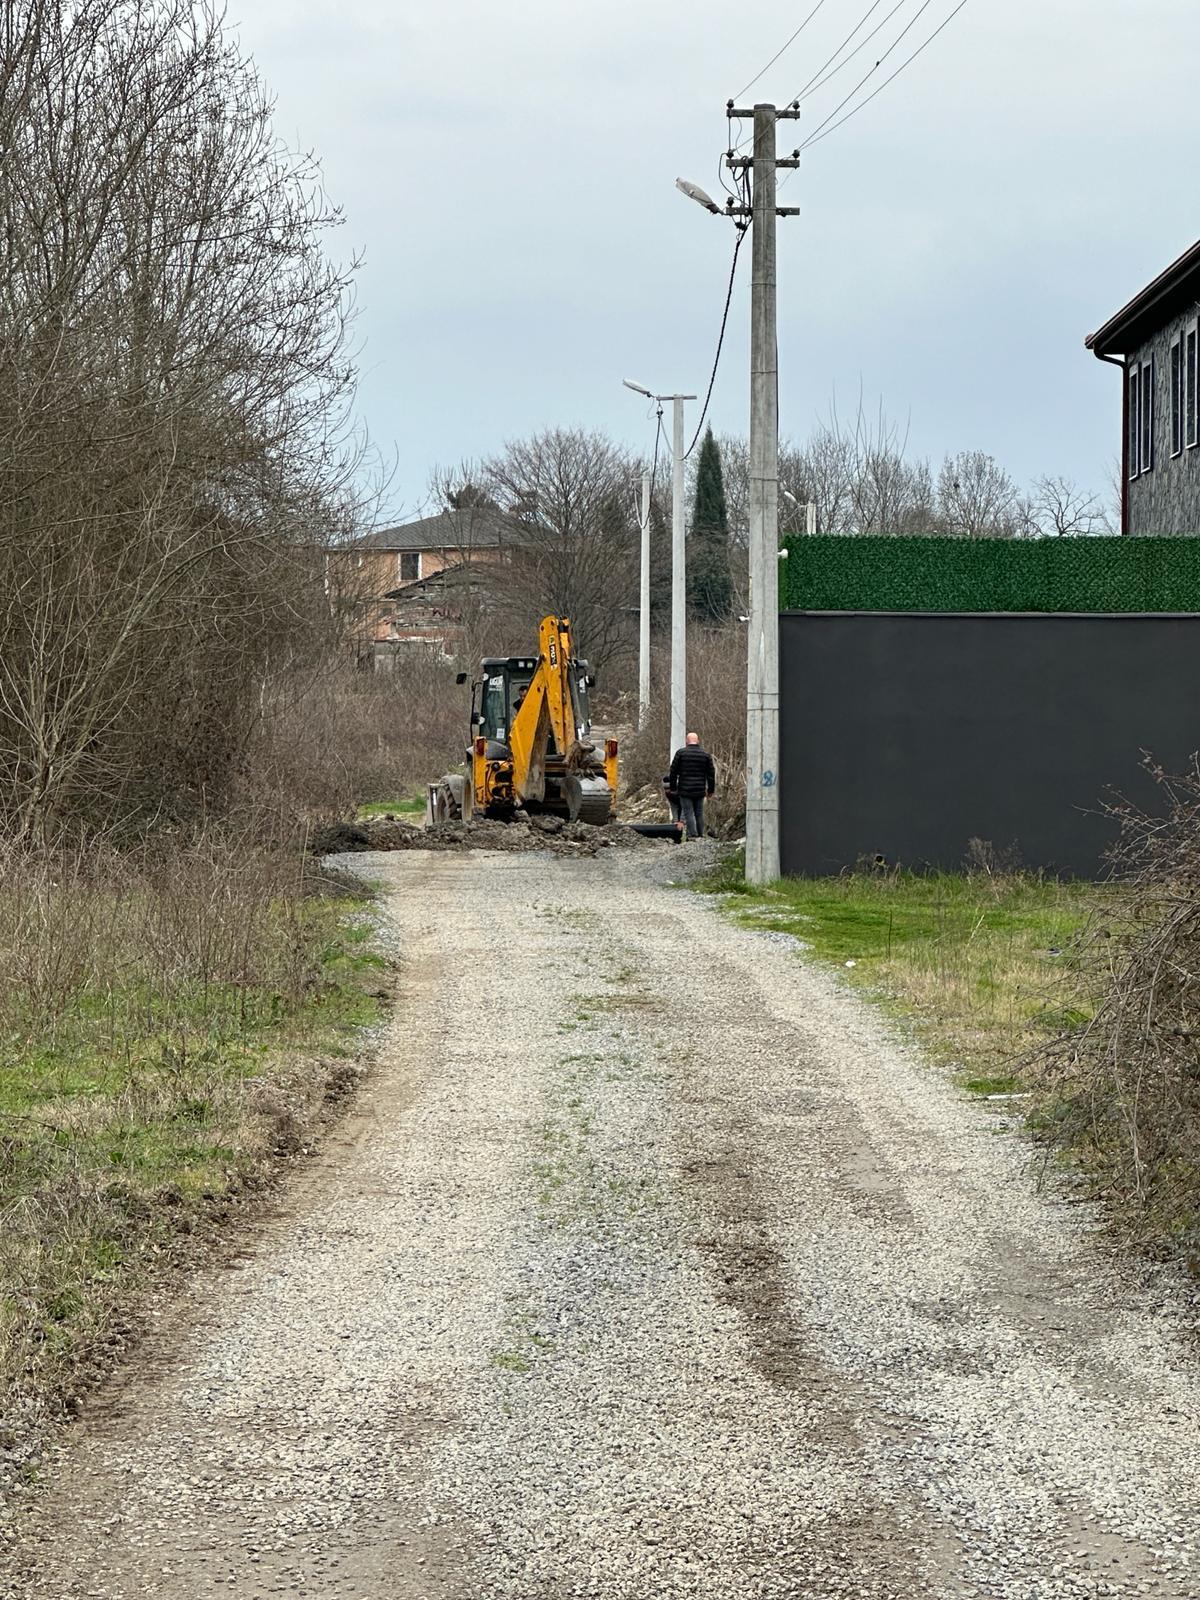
[548,642,558,666]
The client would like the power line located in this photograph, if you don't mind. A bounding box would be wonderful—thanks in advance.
[685,224,749,460]
[732,0,832,103]
[730,0,888,154]
[794,0,905,101]
[793,0,941,153]
[798,0,972,152]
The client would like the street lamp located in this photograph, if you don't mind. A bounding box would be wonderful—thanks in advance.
[621,378,695,759]
[675,178,722,214]
[782,487,817,536]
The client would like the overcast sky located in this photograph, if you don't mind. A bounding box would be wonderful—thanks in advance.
[234,1,1200,521]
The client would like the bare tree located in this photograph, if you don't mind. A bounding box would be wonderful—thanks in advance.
[716,433,750,547]
[471,428,639,672]
[1027,475,1113,537]
[0,0,361,840]
[936,450,1022,538]
[776,400,936,536]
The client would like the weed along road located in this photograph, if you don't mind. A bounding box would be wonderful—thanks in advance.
[9,847,1200,1600]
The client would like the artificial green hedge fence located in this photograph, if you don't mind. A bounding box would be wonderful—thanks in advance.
[779,535,1200,614]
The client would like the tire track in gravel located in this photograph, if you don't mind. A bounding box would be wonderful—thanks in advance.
[6,846,1200,1600]
[612,865,1200,1599]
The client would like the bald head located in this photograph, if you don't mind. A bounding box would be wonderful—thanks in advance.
[686,731,699,745]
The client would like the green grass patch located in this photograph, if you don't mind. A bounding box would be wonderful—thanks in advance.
[698,854,1107,1083]
[0,859,385,1444]
[962,1075,1023,1097]
[489,1348,532,1374]
[355,795,425,819]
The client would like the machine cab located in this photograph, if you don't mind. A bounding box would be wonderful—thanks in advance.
[473,656,536,749]
[472,655,595,750]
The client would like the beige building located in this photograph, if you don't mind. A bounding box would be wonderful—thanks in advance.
[338,506,528,661]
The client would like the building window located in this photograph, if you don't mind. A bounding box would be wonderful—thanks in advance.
[1129,363,1141,479]
[1187,320,1198,449]
[1171,337,1184,457]
[1140,357,1155,475]
[397,551,420,581]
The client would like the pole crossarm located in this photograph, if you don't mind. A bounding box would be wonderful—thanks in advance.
[726,104,803,120]
[725,205,799,217]
[726,157,801,169]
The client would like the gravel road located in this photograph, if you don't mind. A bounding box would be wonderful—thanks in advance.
[6,845,1200,1600]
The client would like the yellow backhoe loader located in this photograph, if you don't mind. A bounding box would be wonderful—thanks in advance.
[427,616,619,826]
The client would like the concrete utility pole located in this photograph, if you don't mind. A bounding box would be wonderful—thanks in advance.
[622,380,696,759]
[668,394,689,759]
[724,101,800,885]
[637,467,651,731]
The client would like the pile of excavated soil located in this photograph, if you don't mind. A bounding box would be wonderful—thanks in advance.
[311,814,658,858]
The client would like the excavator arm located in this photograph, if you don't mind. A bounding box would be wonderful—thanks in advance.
[503,616,615,823]
[508,617,577,803]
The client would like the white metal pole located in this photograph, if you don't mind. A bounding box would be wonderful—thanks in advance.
[670,394,687,760]
[638,468,651,732]
[745,102,780,886]
[806,501,817,537]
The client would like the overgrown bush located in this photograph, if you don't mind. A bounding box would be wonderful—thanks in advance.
[241,655,468,823]
[1031,760,1200,1255]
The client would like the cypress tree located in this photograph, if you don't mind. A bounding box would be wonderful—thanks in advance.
[688,428,732,621]
[648,494,671,625]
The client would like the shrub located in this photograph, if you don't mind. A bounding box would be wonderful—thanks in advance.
[1031,759,1200,1255]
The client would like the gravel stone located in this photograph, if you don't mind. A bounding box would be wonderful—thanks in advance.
[4,845,1200,1598]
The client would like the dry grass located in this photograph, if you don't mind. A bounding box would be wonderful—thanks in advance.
[1030,761,1200,1257]
[0,836,383,1469]
[243,656,468,824]
[622,626,748,837]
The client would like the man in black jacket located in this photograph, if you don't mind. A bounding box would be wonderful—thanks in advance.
[668,731,716,839]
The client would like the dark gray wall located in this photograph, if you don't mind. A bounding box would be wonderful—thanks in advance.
[779,612,1200,878]
[1129,307,1200,535]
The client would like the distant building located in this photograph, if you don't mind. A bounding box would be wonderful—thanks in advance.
[334,505,529,661]
[1087,238,1200,535]
[373,562,494,667]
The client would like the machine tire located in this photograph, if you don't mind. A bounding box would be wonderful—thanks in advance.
[427,775,464,826]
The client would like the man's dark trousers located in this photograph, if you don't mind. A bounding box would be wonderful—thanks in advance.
[669,741,716,840]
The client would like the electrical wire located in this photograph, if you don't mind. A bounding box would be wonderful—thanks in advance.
[729,0,888,154]
[685,224,750,460]
[792,0,940,153]
[717,147,739,202]
[794,0,906,101]
[797,0,972,152]
[650,406,664,504]
[732,0,832,103]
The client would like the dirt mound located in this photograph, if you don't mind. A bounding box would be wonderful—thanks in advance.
[313,814,658,858]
